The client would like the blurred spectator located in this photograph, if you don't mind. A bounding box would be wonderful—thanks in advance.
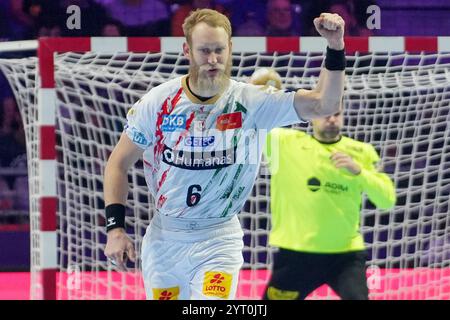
[0,177,13,210]
[38,25,63,38]
[101,21,122,36]
[328,1,373,36]
[303,0,375,36]
[266,0,298,36]
[0,97,26,168]
[8,0,44,39]
[11,155,29,211]
[171,0,229,36]
[228,0,265,36]
[0,3,11,41]
[0,96,27,212]
[234,9,265,36]
[95,0,171,36]
[9,0,61,39]
[0,96,21,137]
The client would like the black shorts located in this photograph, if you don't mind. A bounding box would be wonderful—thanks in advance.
[263,248,369,300]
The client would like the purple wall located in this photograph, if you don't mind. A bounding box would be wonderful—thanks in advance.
[0,229,29,271]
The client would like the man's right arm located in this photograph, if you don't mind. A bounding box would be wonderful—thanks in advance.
[104,132,144,206]
[104,133,144,270]
[293,13,346,121]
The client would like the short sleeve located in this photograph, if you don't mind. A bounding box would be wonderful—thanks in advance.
[242,84,305,130]
[124,96,155,150]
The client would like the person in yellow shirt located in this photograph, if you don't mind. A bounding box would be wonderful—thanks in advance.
[251,69,396,300]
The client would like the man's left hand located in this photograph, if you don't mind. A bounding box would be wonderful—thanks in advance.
[331,152,361,175]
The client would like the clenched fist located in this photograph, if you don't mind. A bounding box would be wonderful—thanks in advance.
[314,13,345,50]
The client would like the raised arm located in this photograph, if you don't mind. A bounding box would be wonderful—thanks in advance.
[104,132,144,270]
[294,13,346,120]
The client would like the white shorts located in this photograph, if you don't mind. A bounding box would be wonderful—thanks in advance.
[141,213,244,300]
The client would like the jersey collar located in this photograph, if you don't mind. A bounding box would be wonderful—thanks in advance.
[181,75,226,105]
[312,135,343,145]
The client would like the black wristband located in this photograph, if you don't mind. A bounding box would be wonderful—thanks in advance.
[325,47,346,71]
[105,204,126,232]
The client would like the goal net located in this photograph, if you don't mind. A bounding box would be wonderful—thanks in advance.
[0,37,449,300]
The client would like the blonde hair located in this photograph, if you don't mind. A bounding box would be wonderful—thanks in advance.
[182,8,232,46]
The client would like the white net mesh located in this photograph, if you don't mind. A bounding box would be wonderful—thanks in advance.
[0,49,449,300]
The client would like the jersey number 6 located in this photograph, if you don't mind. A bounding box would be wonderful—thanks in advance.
[186,184,202,207]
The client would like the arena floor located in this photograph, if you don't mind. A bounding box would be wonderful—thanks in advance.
[1,269,449,300]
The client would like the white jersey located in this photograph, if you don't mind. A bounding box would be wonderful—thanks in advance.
[125,75,301,219]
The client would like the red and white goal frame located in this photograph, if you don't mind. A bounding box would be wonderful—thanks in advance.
[1,36,449,299]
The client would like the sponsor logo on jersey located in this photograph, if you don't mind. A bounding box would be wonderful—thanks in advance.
[232,186,245,200]
[307,177,348,194]
[162,114,186,132]
[162,145,236,170]
[202,272,232,299]
[185,136,215,147]
[307,177,321,192]
[152,287,180,300]
[193,120,206,131]
[216,112,242,131]
[267,286,299,300]
[324,182,348,193]
[132,130,148,146]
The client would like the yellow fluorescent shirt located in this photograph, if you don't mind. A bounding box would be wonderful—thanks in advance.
[264,128,396,253]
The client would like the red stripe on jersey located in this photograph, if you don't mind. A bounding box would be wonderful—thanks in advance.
[154,98,171,158]
[154,88,186,163]
[171,88,183,111]
[143,159,152,167]
[157,194,167,209]
[157,169,169,192]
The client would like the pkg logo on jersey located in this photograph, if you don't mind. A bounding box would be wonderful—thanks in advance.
[162,114,186,132]
[216,112,242,131]
[185,136,215,147]
[152,286,180,300]
[202,272,232,299]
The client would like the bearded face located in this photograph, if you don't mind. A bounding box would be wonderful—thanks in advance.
[318,123,341,140]
[189,54,232,94]
[312,110,343,142]
[184,22,232,96]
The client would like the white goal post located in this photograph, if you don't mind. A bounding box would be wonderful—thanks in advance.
[0,36,449,300]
